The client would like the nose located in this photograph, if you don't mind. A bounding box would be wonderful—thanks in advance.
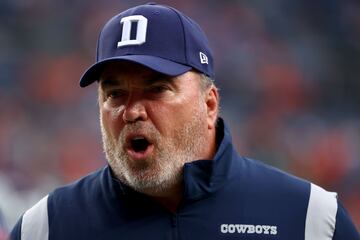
[122,93,147,123]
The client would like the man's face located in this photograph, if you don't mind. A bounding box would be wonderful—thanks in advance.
[98,62,217,196]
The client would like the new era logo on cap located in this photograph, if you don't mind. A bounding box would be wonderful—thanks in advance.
[199,52,209,64]
[79,3,214,87]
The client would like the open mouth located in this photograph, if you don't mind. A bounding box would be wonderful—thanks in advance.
[125,134,154,159]
[131,137,151,153]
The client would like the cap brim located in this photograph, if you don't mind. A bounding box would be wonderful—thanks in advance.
[79,55,192,87]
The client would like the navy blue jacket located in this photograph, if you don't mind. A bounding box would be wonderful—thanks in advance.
[10,119,360,239]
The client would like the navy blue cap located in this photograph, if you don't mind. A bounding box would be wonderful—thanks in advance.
[79,3,214,87]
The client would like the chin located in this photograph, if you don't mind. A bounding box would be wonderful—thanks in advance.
[123,166,182,194]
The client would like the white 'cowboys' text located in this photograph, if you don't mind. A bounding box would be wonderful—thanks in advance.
[220,224,278,235]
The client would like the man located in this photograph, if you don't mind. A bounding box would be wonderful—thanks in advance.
[10,3,359,240]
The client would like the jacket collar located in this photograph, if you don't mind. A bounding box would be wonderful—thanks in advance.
[182,117,235,201]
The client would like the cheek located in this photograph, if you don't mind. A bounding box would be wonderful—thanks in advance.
[100,105,125,139]
[146,104,171,135]
[147,98,202,136]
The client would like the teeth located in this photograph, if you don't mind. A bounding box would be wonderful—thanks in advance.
[133,136,145,140]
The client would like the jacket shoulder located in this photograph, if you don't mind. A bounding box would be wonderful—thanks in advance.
[48,167,107,209]
[238,157,359,239]
[240,157,310,195]
[9,195,49,240]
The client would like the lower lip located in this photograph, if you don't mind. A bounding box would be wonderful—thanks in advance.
[126,144,154,160]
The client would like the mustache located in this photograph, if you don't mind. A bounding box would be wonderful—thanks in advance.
[119,122,161,143]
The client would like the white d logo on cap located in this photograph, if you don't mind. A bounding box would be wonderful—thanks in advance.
[117,15,148,47]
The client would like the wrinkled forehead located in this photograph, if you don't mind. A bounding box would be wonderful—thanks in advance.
[99,61,171,88]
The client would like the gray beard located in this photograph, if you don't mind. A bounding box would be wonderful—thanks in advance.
[100,105,207,196]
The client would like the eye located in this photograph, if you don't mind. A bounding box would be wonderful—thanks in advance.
[106,89,126,99]
[148,85,170,94]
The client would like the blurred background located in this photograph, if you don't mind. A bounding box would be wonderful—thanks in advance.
[0,0,359,235]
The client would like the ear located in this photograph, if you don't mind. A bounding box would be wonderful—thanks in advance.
[205,85,219,130]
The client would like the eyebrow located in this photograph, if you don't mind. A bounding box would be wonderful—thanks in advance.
[100,79,119,89]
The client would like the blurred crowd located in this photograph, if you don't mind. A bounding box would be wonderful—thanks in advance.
[0,0,359,234]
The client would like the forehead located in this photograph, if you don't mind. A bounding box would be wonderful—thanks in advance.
[99,61,171,87]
